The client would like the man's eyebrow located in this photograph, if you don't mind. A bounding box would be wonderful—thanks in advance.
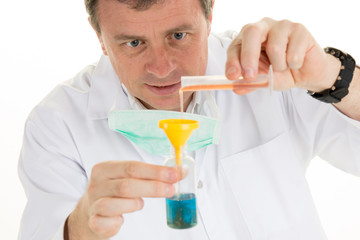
[114,24,195,41]
[164,23,195,35]
[114,34,145,42]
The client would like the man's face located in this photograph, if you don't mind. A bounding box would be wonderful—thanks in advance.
[96,0,211,111]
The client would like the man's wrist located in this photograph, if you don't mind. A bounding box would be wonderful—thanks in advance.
[307,47,356,103]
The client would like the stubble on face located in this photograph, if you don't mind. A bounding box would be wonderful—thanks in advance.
[95,0,211,111]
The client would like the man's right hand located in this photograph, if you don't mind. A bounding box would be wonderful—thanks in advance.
[66,161,180,240]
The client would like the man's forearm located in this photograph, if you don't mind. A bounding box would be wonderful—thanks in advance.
[334,66,360,120]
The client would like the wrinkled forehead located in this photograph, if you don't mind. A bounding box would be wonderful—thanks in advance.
[97,0,204,19]
[98,0,174,14]
[97,0,206,32]
[105,0,165,10]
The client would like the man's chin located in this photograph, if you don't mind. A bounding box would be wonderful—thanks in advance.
[139,98,181,112]
[153,104,181,112]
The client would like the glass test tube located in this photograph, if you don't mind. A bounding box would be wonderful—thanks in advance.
[181,65,274,92]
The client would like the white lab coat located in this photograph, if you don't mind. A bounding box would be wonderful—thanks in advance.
[18,32,360,240]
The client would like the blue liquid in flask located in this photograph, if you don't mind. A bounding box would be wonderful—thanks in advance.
[166,193,197,229]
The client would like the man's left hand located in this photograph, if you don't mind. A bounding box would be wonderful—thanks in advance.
[225,17,340,95]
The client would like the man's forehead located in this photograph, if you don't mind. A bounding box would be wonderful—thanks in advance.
[102,0,164,10]
[99,0,177,12]
[97,0,204,31]
[97,0,202,17]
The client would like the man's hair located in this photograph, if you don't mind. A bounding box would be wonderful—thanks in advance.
[85,0,214,33]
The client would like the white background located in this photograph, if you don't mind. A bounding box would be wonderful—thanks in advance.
[1,0,359,239]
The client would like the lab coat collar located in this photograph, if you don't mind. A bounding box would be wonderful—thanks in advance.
[86,55,129,120]
[122,82,204,114]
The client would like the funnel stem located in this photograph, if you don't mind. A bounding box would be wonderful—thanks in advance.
[175,146,181,165]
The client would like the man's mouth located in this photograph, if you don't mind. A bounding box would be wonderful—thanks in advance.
[145,82,181,96]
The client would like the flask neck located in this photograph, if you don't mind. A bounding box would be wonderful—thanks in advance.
[170,145,188,156]
[170,145,188,165]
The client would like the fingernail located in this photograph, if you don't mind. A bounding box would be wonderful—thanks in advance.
[168,170,177,182]
[119,215,124,225]
[137,198,144,210]
[166,185,174,197]
[227,67,237,76]
[244,68,255,79]
[234,88,252,95]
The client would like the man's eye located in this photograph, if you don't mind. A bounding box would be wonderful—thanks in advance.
[126,40,141,48]
[172,32,187,40]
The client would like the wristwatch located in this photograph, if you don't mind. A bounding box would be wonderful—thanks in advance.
[308,47,356,103]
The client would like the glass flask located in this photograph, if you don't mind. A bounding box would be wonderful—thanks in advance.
[164,148,197,229]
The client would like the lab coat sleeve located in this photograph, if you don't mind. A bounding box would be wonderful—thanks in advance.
[18,106,88,240]
[287,88,360,176]
[335,110,360,129]
[50,221,66,240]
[212,30,238,42]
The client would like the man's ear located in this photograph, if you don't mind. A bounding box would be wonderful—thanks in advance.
[209,0,215,24]
[88,17,108,55]
[206,0,215,35]
[97,35,108,56]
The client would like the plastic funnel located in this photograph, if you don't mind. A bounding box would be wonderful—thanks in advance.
[159,119,199,165]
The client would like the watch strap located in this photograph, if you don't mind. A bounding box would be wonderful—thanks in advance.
[308,47,356,103]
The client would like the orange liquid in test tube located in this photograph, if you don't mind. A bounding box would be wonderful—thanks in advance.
[180,65,273,93]
[180,81,269,92]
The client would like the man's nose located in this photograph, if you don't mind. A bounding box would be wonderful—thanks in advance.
[145,46,176,78]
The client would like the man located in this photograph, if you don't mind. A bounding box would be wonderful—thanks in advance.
[18,0,360,239]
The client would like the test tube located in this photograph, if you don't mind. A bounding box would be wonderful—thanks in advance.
[181,65,273,92]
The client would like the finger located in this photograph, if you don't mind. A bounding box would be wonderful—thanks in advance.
[175,165,189,180]
[103,178,175,199]
[91,197,144,217]
[286,23,309,70]
[265,20,290,71]
[88,215,123,239]
[239,19,271,79]
[232,88,254,95]
[91,161,179,183]
[226,38,242,80]
[259,51,271,73]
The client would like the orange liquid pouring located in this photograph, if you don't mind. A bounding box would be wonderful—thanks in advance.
[179,89,184,118]
[180,81,269,92]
